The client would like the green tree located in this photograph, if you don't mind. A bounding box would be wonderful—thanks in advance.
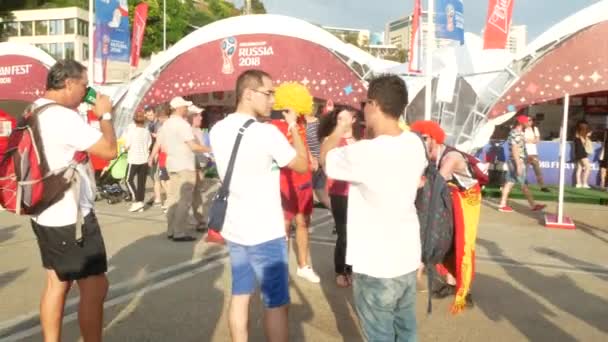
[40,0,88,9]
[343,32,360,46]
[1,0,240,56]
[250,0,267,14]
[384,49,406,63]
[128,0,239,57]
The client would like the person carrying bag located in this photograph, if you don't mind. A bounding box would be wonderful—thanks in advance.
[206,119,255,244]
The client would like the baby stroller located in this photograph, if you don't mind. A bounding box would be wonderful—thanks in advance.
[96,152,130,204]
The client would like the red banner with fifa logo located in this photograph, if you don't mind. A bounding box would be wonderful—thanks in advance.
[482,0,515,49]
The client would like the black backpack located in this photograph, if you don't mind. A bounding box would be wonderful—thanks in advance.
[414,134,454,313]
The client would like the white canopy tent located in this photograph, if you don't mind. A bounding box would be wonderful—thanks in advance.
[115,14,395,135]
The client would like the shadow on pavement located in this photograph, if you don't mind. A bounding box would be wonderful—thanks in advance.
[474,273,577,342]
[100,232,226,340]
[289,280,313,342]
[492,197,608,245]
[534,247,608,281]
[0,225,20,244]
[0,268,26,289]
[317,264,363,341]
[478,238,608,334]
[571,220,608,245]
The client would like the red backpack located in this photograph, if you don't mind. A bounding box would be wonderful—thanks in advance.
[0,103,80,215]
[442,146,489,187]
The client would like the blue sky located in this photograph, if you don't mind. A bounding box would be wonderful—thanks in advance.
[232,0,599,40]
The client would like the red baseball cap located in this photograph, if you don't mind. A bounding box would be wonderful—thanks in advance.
[516,115,530,125]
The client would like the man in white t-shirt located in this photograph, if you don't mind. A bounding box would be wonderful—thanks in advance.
[151,97,210,241]
[321,75,426,341]
[30,60,117,342]
[524,117,550,192]
[210,70,308,342]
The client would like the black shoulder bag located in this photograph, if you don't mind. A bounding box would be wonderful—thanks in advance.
[207,119,255,233]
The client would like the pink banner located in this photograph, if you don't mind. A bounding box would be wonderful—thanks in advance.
[131,3,148,68]
[408,0,423,73]
[482,0,515,50]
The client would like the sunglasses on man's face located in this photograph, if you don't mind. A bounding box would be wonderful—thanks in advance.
[252,89,275,97]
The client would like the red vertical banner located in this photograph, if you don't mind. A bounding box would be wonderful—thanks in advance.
[408,0,423,73]
[482,0,515,49]
[131,3,149,67]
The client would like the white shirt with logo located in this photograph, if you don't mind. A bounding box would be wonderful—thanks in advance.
[325,132,427,279]
[32,99,102,227]
[210,113,296,246]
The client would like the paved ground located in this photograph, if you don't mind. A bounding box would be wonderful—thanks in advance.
[1,197,607,341]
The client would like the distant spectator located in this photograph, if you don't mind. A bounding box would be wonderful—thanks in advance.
[573,120,593,188]
[524,117,550,192]
[498,115,546,212]
[123,110,152,212]
[151,97,210,242]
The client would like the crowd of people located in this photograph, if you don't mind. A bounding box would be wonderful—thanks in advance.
[22,59,487,342]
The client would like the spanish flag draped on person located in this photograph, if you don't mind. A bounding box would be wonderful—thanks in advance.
[411,120,481,313]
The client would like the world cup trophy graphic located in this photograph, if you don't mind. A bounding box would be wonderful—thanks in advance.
[446,4,455,32]
[221,37,237,75]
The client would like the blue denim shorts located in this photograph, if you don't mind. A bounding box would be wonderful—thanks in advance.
[227,237,290,308]
[506,160,528,185]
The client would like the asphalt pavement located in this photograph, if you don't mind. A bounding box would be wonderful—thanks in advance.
[1,197,607,341]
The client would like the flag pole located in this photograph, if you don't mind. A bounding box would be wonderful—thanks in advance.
[544,93,575,229]
[424,0,435,120]
[163,0,167,51]
[557,93,569,224]
[88,0,94,84]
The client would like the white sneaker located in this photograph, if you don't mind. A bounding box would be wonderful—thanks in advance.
[575,184,583,188]
[296,266,320,283]
[129,202,145,212]
[582,184,590,189]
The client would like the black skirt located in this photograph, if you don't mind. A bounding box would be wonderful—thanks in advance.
[573,138,588,161]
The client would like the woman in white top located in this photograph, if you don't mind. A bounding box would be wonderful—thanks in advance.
[124,111,152,212]
[524,118,549,192]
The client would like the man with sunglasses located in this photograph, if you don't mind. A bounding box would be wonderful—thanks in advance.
[210,70,308,342]
[321,74,426,342]
[29,59,117,342]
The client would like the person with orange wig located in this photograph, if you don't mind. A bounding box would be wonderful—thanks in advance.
[410,120,481,313]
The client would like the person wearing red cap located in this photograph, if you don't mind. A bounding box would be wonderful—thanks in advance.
[410,120,481,313]
[499,115,546,213]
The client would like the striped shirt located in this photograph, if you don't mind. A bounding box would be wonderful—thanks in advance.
[306,120,321,159]
[124,124,152,165]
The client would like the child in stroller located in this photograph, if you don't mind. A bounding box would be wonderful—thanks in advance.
[95,152,130,204]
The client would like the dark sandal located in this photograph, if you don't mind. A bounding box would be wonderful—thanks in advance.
[432,284,456,299]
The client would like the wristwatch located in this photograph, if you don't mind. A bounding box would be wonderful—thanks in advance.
[101,112,112,121]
